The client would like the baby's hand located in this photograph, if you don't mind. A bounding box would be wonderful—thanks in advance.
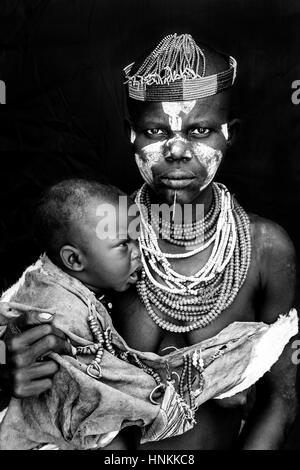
[0,302,23,326]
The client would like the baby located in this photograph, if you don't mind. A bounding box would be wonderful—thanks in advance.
[0,178,297,450]
[0,178,199,450]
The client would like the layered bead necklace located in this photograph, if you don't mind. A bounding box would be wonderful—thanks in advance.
[144,183,221,247]
[135,183,251,333]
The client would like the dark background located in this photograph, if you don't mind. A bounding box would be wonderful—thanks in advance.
[0,0,300,448]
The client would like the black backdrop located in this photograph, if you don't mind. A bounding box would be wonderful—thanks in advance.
[0,0,300,448]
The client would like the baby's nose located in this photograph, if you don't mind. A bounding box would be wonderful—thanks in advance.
[131,241,140,260]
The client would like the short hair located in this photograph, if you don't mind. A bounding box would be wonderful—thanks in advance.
[34,178,125,261]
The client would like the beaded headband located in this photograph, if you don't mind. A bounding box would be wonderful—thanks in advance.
[124,33,237,102]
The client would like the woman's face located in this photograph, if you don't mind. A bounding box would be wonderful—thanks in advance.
[130,93,233,205]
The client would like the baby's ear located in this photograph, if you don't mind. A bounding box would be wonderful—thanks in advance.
[60,245,84,272]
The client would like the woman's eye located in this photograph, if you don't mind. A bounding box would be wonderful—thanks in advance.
[190,128,211,137]
[145,129,165,136]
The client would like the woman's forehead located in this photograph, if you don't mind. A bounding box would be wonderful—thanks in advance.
[137,96,230,122]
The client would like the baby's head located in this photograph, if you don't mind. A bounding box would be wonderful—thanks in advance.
[34,178,141,292]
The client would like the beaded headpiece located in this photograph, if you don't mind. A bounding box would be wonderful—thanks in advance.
[124,33,237,102]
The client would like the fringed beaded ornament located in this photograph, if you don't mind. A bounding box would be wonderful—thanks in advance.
[124,33,237,102]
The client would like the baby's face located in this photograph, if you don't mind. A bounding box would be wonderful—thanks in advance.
[74,197,141,292]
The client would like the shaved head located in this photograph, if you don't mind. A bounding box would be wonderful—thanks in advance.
[34,178,125,261]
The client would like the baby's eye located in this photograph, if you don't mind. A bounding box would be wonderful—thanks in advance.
[190,127,211,137]
[145,129,166,137]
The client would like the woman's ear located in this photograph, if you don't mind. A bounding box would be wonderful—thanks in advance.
[227,118,241,146]
[60,245,84,272]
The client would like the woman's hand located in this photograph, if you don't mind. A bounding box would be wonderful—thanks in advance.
[1,322,73,398]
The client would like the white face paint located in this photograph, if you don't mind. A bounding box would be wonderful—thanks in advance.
[135,138,223,191]
[221,123,229,141]
[162,101,196,132]
[132,101,225,191]
[135,140,167,187]
[193,142,223,191]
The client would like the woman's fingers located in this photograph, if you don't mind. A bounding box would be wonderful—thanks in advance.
[8,324,54,353]
[4,324,73,398]
[10,333,71,367]
[14,378,54,398]
[50,325,69,341]
[1,362,57,398]
[18,361,59,381]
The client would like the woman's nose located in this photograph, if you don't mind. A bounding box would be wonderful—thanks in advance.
[166,138,192,161]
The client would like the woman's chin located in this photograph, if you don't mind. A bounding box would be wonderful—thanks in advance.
[155,187,203,205]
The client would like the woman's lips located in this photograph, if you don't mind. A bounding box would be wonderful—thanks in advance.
[160,177,195,189]
[159,170,196,189]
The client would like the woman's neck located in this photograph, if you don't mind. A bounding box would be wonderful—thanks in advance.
[147,183,215,225]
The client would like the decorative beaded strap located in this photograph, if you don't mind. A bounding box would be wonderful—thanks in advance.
[77,299,164,388]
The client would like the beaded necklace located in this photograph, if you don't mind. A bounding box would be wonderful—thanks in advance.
[145,183,221,246]
[135,183,251,333]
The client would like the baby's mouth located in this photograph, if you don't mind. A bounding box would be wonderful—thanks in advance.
[128,271,138,283]
[128,264,142,284]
